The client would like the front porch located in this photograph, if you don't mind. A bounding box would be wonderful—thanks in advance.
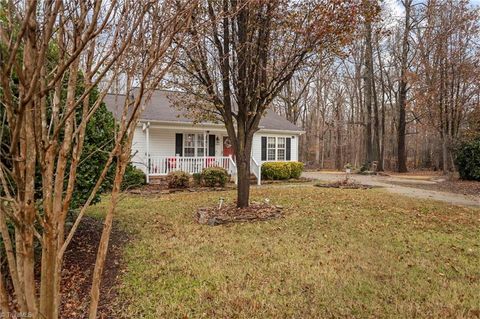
[148,155,237,177]
[134,124,261,184]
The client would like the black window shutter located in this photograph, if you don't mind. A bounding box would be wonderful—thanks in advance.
[261,136,267,161]
[175,133,183,156]
[208,135,216,156]
[286,137,291,161]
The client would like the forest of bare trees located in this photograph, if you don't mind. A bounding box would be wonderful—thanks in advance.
[274,0,480,173]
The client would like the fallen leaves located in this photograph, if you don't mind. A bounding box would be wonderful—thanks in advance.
[196,203,284,226]
[314,179,373,189]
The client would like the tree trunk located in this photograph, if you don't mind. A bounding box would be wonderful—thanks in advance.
[234,127,253,208]
[397,0,412,173]
[397,101,408,172]
[335,96,343,170]
[236,159,251,208]
[365,21,381,168]
[364,22,374,167]
[89,150,128,319]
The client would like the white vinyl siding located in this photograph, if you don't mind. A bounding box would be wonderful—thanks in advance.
[251,133,299,163]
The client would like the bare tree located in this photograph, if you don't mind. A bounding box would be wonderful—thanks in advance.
[0,1,193,318]
[172,0,362,207]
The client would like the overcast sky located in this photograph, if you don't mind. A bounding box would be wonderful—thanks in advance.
[384,0,479,20]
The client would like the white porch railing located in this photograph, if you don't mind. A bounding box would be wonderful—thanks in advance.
[148,156,237,177]
[250,157,262,185]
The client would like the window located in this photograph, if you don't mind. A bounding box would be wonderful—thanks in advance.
[184,133,206,157]
[184,134,195,157]
[197,134,205,157]
[267,137,276,161]
[277,137,286,160]
[264,136,288,161]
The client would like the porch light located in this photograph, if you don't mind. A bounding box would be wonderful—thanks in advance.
[216,136,220,144]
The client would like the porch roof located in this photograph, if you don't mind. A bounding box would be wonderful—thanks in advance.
[103,89,303,133]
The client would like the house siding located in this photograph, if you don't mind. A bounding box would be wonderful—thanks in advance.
[251,132,298,163]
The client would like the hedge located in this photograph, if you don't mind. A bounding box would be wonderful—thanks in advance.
[261,161,304,180]
[121,164,146,190]
[289,162,304,179]
[455,138,480,181]
[167,171,190,188]
[201,167,229,187]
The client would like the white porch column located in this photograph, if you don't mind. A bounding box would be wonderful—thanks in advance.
[145,122,150,183]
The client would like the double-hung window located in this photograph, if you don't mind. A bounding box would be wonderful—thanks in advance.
[184,133,206,157]
[277,137,286,160]
[267,137,276,161]
[265,136,287,161]
[196,134,205,157]
[184,133,196,157]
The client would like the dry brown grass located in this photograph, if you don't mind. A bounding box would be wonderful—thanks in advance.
[87,185,480,318]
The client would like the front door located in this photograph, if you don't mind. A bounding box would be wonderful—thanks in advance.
[223,136,234,157]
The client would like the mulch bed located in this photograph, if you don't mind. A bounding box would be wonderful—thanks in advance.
[127,184,235,195]
[60,216,128,319]
[3,217,126,318]
[315,179,373,189]
[260,177,313,185]
[196,203,284,226]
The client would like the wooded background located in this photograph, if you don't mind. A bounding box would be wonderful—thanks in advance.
[273,0,479,173]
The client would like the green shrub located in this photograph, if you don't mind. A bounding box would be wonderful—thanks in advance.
[201,167,228,187]
[455,138,480,181]
[359,162,370,173]
[121,164,146,190]
[192,173,202,186]
[288,162,304,179]
[261,162,291,180]
[167,171,190,188]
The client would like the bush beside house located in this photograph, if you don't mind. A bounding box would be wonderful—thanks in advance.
[201,167,229,187]
[167,171,190,188]
[289,162,305,179]
[121,165,147,190]
[262,161,304,180]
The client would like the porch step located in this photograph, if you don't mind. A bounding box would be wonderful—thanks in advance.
[249,174,259,184]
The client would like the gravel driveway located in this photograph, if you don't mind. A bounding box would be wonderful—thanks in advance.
[302,171,480,208]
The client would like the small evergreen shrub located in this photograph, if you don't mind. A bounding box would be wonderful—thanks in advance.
[455,138,480,181]
[359,162,369,173]
[262,162,291,180]
[201,167,228,187]
[288,162,304,179]
[167,171,190,188]
[121,164,146,190]
[192,173,202,186]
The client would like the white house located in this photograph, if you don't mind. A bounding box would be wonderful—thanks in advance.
[104,89,304,184]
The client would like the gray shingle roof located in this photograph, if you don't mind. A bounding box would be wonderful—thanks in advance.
[103,89,303,132]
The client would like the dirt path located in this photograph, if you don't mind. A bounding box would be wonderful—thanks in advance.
[301,171,480,208]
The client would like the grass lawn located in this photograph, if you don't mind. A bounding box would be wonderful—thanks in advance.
[88,185,480,318]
